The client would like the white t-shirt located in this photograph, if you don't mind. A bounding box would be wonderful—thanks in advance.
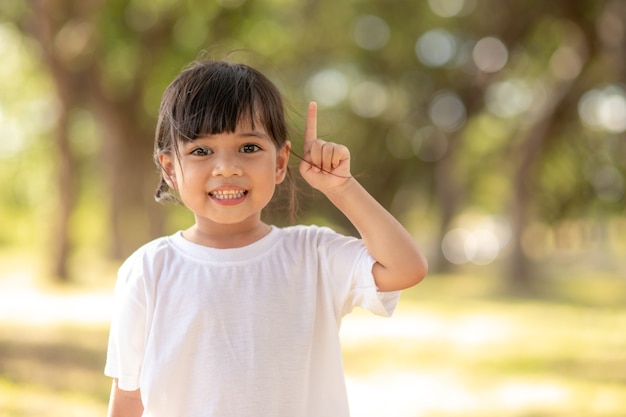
[105,225,400,417]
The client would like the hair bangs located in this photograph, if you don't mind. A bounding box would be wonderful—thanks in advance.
[172,65,260,141]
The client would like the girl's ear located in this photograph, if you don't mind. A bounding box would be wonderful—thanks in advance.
[158,152,177,189]
[275,141,291,184]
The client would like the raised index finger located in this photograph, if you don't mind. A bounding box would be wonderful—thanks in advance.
[303,101,317,151]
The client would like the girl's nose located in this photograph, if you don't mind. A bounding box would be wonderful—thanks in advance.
[211,154,243,177]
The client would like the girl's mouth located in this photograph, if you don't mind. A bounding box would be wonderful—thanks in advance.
[209,189,248,200]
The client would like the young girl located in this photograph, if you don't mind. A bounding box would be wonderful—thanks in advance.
[105,59,427,417]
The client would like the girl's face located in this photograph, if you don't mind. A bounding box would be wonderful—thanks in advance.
[159,120,290,233]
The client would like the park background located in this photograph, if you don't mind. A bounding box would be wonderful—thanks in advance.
[1,0,625,415]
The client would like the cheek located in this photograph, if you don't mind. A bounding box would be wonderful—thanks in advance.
[172,164,200,191]
[171,166,185,188]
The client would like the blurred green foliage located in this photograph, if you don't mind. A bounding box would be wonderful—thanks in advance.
[0,0,625,288]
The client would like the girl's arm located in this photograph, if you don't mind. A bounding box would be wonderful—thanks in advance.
[107,379,144,417]
[299,102,428,292]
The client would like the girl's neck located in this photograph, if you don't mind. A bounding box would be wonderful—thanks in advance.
[182,221,272,249]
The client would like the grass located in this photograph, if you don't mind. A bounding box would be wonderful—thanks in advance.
[1,249,625,416]
[0,325,111,417]
[341,274,626,417]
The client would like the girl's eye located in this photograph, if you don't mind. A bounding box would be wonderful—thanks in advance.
[240,144,261,153]
[191,147,211,156]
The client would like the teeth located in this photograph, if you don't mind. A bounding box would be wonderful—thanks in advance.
[210,189,246,200]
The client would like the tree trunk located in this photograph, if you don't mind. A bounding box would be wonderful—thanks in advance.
[27,0,84,281]
[25,0,167,277]
[508,79,581,294]
[91,98,164,258]
[432,137,464,273]
[51,103,77,280]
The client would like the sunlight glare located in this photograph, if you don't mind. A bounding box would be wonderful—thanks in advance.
[453,315,511,347]
[0,289,113,325]
[493,381,571,410]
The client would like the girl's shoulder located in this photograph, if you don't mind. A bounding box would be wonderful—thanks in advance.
[117,234,178,275]
[276,224,360,249]
[278,224,340,239]
[125,234,174,259]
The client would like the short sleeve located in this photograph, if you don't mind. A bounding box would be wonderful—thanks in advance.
[104,255,148,391]
[314,226,402,318]
[342,247,401,317]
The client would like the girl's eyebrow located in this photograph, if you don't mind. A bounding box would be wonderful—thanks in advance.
[191,130,270,142]
[237,131,271,140]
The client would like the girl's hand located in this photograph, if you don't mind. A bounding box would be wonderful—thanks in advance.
[299,102,351,194]
[299,104,427,292]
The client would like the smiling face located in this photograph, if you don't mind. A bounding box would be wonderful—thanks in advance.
[159,120,290,234]
[153,60,294,245]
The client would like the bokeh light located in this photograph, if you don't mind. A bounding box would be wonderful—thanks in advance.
[350,80,388,118]
[444,227,502,266]
[586,164,625,202]
[53,21,95,69]
[442,228,475,265]
[472,37,508,73]
[485,79,533,118]
[428,0,476,17]
[353,15,390,51]
[415,29,457,67]
[578,85,626,133]
[412,126,448,162]
[441,215,511,265]
[428,90,466,131]
[306,68,349,107]
[549,46,583,81]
